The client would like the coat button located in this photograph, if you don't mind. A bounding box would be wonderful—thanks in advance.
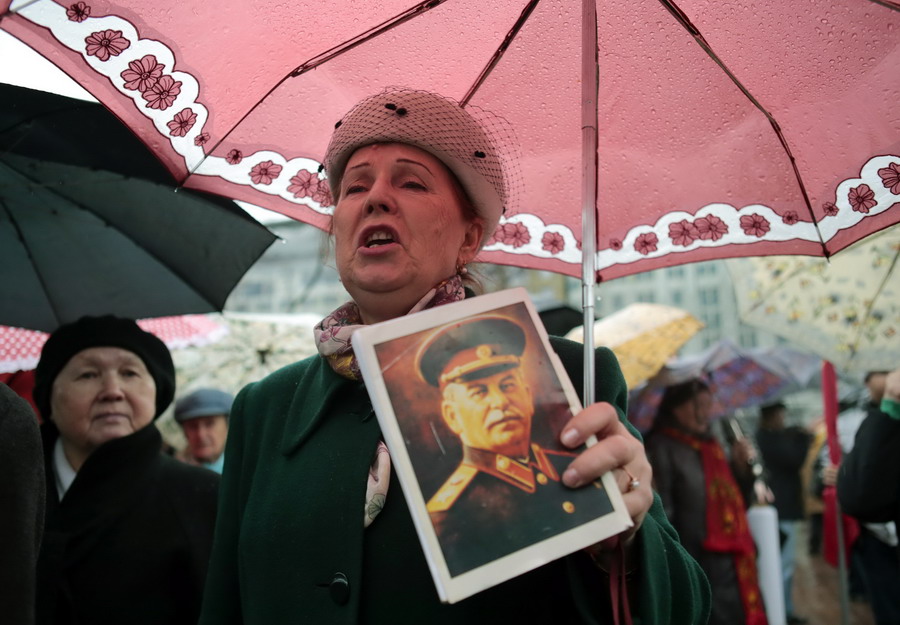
[329,572,350,605]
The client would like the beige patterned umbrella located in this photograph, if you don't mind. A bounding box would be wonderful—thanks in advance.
[728,225,899,377]
[565,303,704,388]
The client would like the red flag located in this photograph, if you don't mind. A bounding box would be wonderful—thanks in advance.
[821,360,859,567]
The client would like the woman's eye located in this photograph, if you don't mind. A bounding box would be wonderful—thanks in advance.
[402,180,426,191]
[345,184,367,194]
[76,371,98,380]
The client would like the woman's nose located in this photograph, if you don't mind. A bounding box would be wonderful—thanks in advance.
[98,374,125,398]
[365,178,396,214]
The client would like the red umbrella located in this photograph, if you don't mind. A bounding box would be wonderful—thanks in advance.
[2,0,897,282]
[0,315,227,374]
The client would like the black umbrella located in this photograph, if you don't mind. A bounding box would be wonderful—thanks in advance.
[0,83,277,331]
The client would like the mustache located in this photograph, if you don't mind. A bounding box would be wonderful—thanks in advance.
[485,410,525,430]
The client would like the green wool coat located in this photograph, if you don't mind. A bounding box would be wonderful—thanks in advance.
[199,337,710,625]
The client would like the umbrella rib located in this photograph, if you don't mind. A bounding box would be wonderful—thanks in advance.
[656,0,829,256]
[0,101,97,139]
[0,194,63,327]
[848,242,899,366]
[189,0,448,181]
[459,0,541,107]
[2,159,219,309]
[288,0,448,77]
[867,0,900,11]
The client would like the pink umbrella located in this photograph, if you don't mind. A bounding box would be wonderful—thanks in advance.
[1,0,897,283]
[0,315,227,374]
[4,0,897,403]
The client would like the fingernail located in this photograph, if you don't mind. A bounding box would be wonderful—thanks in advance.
[563,467,581,487]
[561,428,579,447]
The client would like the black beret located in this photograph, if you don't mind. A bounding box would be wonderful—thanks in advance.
[34,315,175,420]
[416,315,526,388]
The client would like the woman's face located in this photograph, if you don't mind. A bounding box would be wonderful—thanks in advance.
[50,347,157,466]
[671,389,712,435]
[332,143,483,322]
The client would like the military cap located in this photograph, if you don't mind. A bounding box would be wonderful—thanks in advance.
[417,315,526,388]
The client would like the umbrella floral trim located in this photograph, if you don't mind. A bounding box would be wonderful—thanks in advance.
[16,5,899,273]
[480,153,898,268]
[17,3,334,218]
[481,154,899,270]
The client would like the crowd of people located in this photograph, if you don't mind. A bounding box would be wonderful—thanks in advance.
[1,86,897,625]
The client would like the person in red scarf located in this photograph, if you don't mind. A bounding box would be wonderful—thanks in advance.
[645,379,767,625]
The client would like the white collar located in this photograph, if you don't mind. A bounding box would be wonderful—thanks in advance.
[53,438,78,500]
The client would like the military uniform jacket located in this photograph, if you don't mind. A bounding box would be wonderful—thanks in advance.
[428,442,615,576]
[199,336,711,625]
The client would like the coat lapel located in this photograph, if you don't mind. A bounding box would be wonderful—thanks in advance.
[280,357,356,457]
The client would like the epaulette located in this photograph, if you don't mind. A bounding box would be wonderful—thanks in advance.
[427,464,478,512]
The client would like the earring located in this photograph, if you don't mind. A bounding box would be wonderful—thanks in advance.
[456,261,468,276]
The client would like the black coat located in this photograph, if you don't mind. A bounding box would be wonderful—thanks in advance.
[756,426,812,521]
[0,383,45,625]
[838,401,900,560]
[37,422,219,625]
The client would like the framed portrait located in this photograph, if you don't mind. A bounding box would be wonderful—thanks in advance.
[352,287,632,603]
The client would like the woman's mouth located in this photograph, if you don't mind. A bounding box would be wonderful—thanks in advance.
[358,225,401,252]
[365,230,395,247]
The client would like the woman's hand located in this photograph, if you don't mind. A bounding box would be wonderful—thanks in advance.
[559,401,653,559]
[731,438,757,467]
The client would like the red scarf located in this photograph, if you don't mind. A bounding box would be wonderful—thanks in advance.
[662,427,767,625]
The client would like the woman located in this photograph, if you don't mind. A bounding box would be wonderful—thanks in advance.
[200,88,709,624]
[645,379,766,625]
[33,315,220,625]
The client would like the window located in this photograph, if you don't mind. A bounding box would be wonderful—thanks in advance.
[696,262,719,276]
[739,328,758,348]
[699,288,719,306]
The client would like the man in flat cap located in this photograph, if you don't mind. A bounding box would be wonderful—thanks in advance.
[174,388,233,474]
[418,315,613,575]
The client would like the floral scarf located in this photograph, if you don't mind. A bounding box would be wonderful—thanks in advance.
[314,275,465,527]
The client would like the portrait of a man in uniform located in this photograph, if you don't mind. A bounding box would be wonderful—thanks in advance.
[415,314,614,576]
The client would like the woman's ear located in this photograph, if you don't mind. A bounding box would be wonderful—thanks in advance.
[458,219,484,266]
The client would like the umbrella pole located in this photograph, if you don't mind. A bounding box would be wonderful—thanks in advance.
[580,0,599,406]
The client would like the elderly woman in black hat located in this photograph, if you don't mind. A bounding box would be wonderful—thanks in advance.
[34,315,219,625]
[200,88,709,624]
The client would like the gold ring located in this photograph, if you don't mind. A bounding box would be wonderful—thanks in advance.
[622,467,640,492]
